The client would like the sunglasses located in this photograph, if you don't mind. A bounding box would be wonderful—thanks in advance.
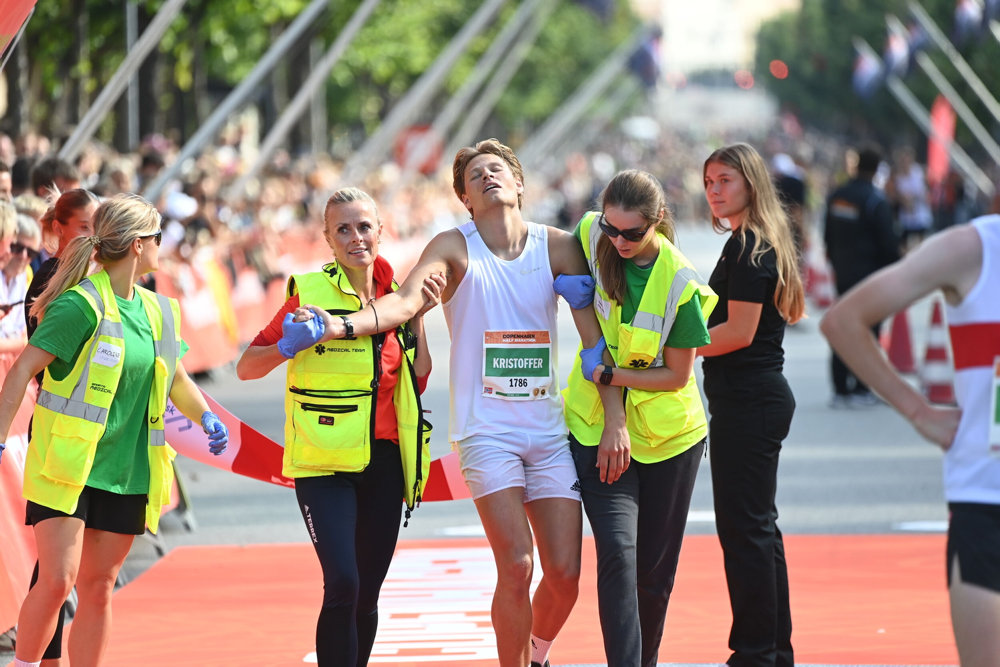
[598,214,653,243]
[140,231,163,246]
[10,242,39,260]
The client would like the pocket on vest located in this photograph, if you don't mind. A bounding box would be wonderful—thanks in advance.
[627,388,686,445]
[40,418,103,487]
[288,395,371,471]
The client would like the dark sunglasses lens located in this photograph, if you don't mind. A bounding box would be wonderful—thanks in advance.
[599,218,646,242]
[154,231,162,246]
[11,242,38,259]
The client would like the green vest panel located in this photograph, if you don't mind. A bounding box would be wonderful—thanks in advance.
[563,212,718,462]
[25,271,180,533]
[284,267,430,509]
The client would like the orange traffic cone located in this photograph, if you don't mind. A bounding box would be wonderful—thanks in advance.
[921,299,955,404]
[885,309,916,374]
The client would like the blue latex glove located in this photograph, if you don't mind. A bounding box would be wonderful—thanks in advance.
[277,312,325,359]
[580,337,607,383]
[553,274,596,310]
[201,411,229,456]
[0,442,5,465]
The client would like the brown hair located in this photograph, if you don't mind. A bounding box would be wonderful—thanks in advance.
[596,169,675,304]
[703,143,805,323]
[38,188,99,238]
[31,194,161,321]
[452,138,524,213]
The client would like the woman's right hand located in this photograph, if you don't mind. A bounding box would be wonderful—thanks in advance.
[415,272,447,319]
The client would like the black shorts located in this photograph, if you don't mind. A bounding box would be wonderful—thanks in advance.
[947,502,1000,591]
[25,486,147,536]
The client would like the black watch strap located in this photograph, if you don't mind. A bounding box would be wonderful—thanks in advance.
[599,364,614,386]
[340,315,356,340]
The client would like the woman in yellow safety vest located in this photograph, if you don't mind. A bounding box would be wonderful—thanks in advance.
[700,143,805,667]
[236,187,443,667]
[0,193,229,667]
[556,169,716,667]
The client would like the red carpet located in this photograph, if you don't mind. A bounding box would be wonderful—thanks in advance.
[100,535,957,666]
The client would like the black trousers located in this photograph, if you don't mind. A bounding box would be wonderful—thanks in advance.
[704,367,795,667]
[830,321,882,396]
[571,434,704,667]
[294,439,404,667]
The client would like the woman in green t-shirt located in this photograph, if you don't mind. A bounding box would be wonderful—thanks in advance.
[557,170,716,667]
[0,194,229,667]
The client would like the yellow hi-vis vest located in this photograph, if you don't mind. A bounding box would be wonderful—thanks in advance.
[563,212,718,463]
[284,266,431,513]
[25,270,181,533]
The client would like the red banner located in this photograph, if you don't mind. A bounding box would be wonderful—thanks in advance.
[0,0,36,55]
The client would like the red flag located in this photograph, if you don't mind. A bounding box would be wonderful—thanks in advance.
[0,0,36,55]
[927,95,955,191]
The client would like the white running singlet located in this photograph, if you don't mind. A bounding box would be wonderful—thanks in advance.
[443,220,565,443]
[944,215,1000,503]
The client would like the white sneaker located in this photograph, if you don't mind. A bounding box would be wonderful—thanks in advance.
[849,392,882,407]
[828,394,853,409]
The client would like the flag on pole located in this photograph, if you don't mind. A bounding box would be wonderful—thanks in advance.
[927,95,956,191]
[953,0,983,45]
[852,48,884,98]
[883,31,911,76]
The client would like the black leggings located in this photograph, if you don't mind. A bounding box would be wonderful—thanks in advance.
[294,439,404,667]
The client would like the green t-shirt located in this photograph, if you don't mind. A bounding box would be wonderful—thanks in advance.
[30,289,186,495]
[623,259,710,349]
[573,222,710,349]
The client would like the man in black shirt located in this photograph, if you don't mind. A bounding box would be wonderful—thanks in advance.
[823,145,900,407]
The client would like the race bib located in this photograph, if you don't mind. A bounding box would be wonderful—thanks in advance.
[482,330,552,400]
[990,357,1000,457]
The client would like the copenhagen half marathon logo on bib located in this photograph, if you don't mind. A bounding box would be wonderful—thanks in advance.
[93,341,123,368]
[482,330,552,400]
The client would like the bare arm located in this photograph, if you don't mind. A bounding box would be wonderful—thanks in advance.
[169,361,214,422]
[698,300,761,357]
[303,231,462,341]
[550,226,631,482]
[0,344,53,441]
[592,346,696,392]
[820,225,981,449]
[408,273,445,379]
[236,341,287,380]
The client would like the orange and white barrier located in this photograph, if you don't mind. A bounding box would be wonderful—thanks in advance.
[0,354,38,631]
[921,299,956,405]
[155,251,240,374]
[885,309,916,374]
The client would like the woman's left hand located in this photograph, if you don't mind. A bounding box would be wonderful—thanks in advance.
[201,411,229,455]
[415,272,447,318]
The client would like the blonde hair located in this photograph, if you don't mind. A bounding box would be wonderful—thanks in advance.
[596,169,675,304]
[30,194,161,320]
[0,201,16,241]
[703,143,805,323]
[323,187,380,225]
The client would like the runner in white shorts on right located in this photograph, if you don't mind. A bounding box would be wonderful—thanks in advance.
[292,139,629,667]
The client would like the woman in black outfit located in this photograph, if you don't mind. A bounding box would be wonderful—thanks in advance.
[699,143,805,667]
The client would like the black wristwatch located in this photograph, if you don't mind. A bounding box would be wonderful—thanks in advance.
[340,315,356,340]
[599,364,614,386]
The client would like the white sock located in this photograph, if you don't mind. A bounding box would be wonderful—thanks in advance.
[530,634,553,664]
[14,659,42,667]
